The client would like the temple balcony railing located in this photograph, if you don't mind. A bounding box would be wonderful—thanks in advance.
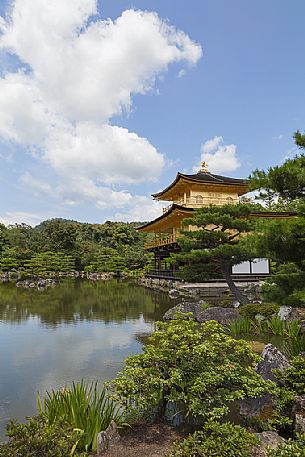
[144,233,178,249]
[162,196,239,213]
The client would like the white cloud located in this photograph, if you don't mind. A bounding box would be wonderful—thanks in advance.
[0,1,202,216]
[114,196,166,222]
[56,176,133,209]
[0,211,53,226]
[20,173,165,219]
[20,172,52,194]
[195,136,241,174]
[44,123,164,185]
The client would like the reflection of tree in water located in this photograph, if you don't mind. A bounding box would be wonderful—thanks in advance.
[0,280,177,326]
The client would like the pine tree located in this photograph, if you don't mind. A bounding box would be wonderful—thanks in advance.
[173,204,258,304]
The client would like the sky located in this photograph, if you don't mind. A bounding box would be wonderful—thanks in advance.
[0,0,305,226]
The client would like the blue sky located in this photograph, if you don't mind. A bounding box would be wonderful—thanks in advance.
[0,0,304,225]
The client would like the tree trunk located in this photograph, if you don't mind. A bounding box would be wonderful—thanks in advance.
[220,262,249,305]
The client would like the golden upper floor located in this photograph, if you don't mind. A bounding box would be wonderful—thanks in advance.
[153,163,248,209]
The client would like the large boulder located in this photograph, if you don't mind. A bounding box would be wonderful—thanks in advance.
[97,421,120,455]
[252,431,286,457]
[256,344,291,384]
[163,303,240,326]
[168,289,180,299]
[197,306,240,325]
[293,395,305,434]
[163,302,202,321]
[278,306,302,321]
[240,345,290,418]
[243,282,262,302]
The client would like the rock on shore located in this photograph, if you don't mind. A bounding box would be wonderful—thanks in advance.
[163,302,240,325]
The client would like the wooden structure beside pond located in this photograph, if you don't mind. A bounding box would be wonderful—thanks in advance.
[137,163,295,280]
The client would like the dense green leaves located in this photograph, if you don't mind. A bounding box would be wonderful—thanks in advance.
[0,416,88,457]
[39,380,123,452]
[267,435,305,456]
[248,134,305,305]
[273,356,305,396]
[172,204,260,303]
[109,317,273,421]
[169,420,258,457]
[250,154,305,204]
[0,218,148,275]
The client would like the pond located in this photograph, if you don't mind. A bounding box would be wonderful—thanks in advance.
[0,279,176,440]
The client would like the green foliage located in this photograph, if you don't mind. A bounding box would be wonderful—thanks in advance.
[267,434,305,456]
[85,247,127,273]
[294,130,305,149]
[267,357,305,436]
[239,303,280,320]
[0,247,19,271]
[248,143,305,305]
[0,415,87,457]
[262,264,305,306]
[39,380,123,452]
[283,335,305,358]
[172,204,261,303]
[273,356,305,396]
[0,218,148,275]
[109,318,273,422]
[23,251,75,277]
[250,154,305,203]
[229,315,302,339]
[168,420,258,457]
[229,317,252,336]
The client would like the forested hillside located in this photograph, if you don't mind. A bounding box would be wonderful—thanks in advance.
[0,219,149,276]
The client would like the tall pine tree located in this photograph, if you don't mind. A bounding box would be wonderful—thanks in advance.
[173,204,259,304]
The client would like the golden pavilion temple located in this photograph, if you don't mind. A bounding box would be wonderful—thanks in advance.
[137,163,294,280]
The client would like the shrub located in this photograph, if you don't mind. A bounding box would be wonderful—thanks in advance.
[0,415,88,457]
[168,420,259,457]
[109,318,274,422]
[38,380,123,452]
[268,357,305,435]
[273,356,305,395]
[267,434,305,456]
[239,303,280,320]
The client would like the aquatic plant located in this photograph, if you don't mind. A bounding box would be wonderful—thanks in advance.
[228,317,253,336]
[266,316,287,336]
[284,320,302,339]
[38,380,123,452]
[282,334,305,358]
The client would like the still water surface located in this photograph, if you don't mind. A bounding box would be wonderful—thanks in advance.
[0,280,176,440]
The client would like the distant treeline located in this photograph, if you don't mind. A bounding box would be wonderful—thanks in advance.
[0,219,151,276]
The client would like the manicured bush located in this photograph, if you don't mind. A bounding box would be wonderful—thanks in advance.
[0,415,88,457]
[39,380,123,452]
[239,303,280,320]
[109,318,274,422]
[168,420,259,457]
